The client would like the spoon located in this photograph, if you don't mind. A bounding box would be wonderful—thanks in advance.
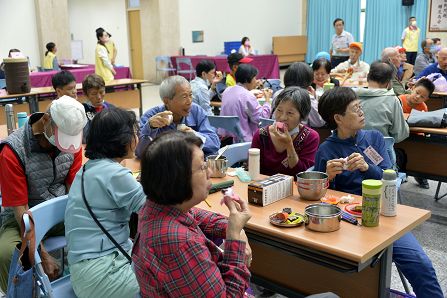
[215,145,229,160]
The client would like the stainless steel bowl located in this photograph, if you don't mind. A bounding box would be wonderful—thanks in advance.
[304,203,341,232]
[206,155,228,178]
[296,171,329,201]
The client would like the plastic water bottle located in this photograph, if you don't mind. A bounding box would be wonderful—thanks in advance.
[248,148,260,181]
[17,112,28,128]
[381,169,398,217]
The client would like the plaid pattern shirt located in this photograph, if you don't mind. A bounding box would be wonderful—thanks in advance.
[133,200,250,298]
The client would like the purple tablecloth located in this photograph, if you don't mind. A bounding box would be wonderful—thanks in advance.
[30,66,132,87]
[170,55,280,79]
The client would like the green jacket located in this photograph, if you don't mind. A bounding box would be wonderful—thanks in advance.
[355,88,410,143]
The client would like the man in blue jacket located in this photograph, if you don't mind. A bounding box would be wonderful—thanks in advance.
[314,87,443,298]
[137,75,220,158]
[416,47,447,80]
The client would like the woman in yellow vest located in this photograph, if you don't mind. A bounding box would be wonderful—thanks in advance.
[43,42,60,71]
[95,28,116,82]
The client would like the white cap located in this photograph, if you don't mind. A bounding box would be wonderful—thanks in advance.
[50,95,87,153]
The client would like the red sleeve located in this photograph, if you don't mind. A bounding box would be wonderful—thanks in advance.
[65,148,83,186]
[0,145,28,207]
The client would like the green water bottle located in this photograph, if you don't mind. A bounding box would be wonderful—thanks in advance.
[362,179,382,227]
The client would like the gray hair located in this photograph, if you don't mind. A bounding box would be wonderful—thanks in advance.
[159,75,189,100]
[381,47,398,62]
[273,86,311,120]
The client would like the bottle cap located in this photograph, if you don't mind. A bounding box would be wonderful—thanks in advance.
[248,148,260,155]
[383,169,397,180]
[362,179,383,190]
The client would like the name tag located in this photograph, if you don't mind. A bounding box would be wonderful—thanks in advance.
[363,146,384,166]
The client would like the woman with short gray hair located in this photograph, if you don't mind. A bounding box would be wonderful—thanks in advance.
[251,86,320,176]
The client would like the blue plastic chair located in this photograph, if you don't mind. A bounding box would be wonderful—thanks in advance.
[0,79,6,89]
[23,195,76,298]
[155,56,176,83]
[175,57,195,81]
[222,142,252,167]
[258,117,274,128]
[207,115,244,143]
[215,81,227,100]
[263,79,282,93]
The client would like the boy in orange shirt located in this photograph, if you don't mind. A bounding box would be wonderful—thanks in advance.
[399,77,435,189]
[399,78,435,113]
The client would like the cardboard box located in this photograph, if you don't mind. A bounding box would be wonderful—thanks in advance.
[248,174,294,206]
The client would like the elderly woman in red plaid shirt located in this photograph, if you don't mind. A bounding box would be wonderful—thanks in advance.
[133,131,252,297]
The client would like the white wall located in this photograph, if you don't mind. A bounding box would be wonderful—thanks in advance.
[178,0,304,56]
[67,0,130,66]
[0,0,41,67]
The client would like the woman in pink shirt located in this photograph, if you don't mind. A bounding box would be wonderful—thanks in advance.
[251,87,320,177]
[220,64,272,142]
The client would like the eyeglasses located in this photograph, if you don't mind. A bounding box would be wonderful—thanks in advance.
[350,104,363,115]
[196,162,209,173]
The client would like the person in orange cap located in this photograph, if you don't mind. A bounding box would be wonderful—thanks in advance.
[331,42,369,80]
[395,46,414,82]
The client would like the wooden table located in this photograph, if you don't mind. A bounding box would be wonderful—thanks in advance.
[197,176,430,297]
[0,79,147,125]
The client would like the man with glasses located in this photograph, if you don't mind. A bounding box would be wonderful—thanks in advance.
[137,75,220,158]
[414,38,435,77]
[0,95,87,293]
[355,61,409,144]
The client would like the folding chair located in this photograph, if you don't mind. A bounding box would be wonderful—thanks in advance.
[208,115,244,143]
[258,117,274,128]
[23,195,76,298]
[155,56,176,83]
[175,57,195,81]
[221,142,251,167]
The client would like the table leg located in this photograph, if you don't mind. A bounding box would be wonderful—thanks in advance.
[377,247,392,298]
[28,94,39,114]
[137,83,143,117]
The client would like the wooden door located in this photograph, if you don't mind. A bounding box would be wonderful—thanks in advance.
[128,10,144,79]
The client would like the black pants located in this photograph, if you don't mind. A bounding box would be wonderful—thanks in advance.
[406,52,417,65]
[330,56,349,69]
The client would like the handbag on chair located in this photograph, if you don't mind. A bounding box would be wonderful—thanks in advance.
[6,211,45,298]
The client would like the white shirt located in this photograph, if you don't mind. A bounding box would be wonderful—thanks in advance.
[331,31,354,56]
[331,59,370,80]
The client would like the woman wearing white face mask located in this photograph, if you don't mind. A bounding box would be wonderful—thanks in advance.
[251,87,320,177]
[401,16,420,65]
[95,27,116,82]
[190,60,223,115]
[238,37,256,57]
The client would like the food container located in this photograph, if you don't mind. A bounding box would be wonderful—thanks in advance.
[304,203,341,232]
[296,171,329,201]
[206,155,228,178]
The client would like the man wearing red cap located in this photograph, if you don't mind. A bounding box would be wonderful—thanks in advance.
[331,42,369,80]
[225,53,253,87]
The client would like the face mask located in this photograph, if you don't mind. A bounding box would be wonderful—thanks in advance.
[288,125,300,135]
[411,21,417,26]
[44,130,56,146]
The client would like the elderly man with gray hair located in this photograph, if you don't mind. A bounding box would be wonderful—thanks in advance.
[137,75,220,157]
[381,47,411,96]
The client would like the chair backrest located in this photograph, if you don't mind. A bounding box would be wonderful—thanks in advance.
[155,56,174,70]
[383,136,397,168]
[0,79,6,89]
[259,117,274,128]
[216,81,227,99]
[224,41,241,55]
[175,57,194,71]
[208,115,244,142]
[223,142,252,167]
[263,79,282,93]
[22,195,70,298]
